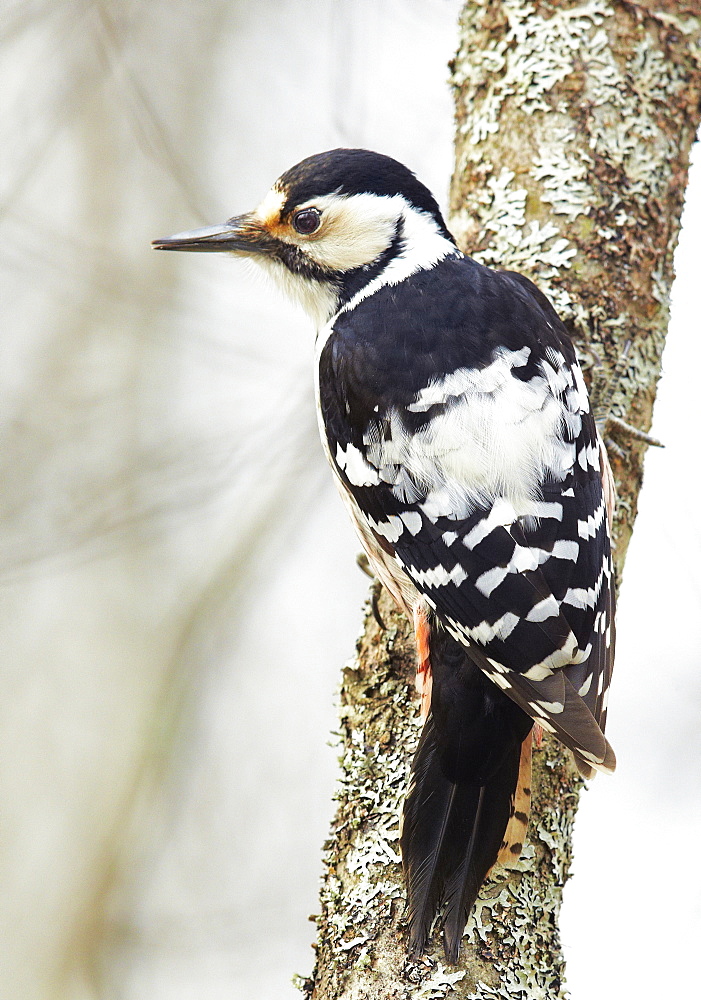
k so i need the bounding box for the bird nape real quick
[153,147,616,963]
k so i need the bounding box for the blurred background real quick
[1,2,699,998]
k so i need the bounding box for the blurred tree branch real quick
[304,2,701,997]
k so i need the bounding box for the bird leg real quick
[590,339,664,457]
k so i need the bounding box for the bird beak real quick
[151,214,276,254]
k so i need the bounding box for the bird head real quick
[152,148,457,327]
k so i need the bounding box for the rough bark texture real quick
[301,3,701,998]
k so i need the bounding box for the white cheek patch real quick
[253,186,398,271]
[302,192,400,272]
[263,191,403,272]
[334,196,458,312]
[249,191,457,327]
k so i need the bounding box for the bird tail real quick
[400,626,532,962]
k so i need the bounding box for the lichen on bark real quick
[303,3,701,997]
[302,589,584,1000]
[450,0,701,570]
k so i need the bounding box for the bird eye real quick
[292,208,321,235]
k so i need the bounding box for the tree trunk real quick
[302,3,701,997]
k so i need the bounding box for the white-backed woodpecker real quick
[153,148,616,962]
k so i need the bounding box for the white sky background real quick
[1,3,699,999]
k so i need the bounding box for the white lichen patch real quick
[415,963,467,998]
[585,36,687,199]
[451,167,577,320]
[462,168,576,275]
[451,0,690,279]
[312,594,583,998]
[311,608,427,992]
[446,745,578,1000]
[532,130,594,222]
[449,0,700,496]
[452,0,612,146]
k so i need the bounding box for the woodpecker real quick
[153,148,616,962]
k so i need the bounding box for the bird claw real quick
[371,585,386,631]
[356,552,374,577]
[357,553,387,629]
[590,339,664,454]
[603,437,627,461]
[605,414,664,449]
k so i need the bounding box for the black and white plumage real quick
[153,148,616,962]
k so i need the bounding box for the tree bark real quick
[302,3,701,997]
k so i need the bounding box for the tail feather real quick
[401,715,531,961]
[401,626,534,960]
[440,784,490,963]
[401,717,481,957]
